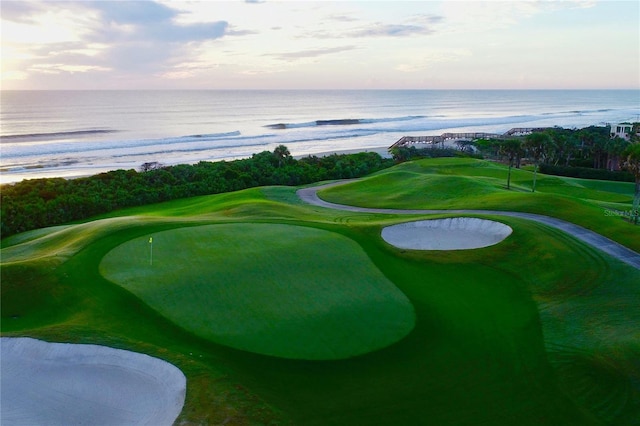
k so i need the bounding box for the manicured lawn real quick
[99,223,415,360]
[2,157,639,425]
[319,158,640,251]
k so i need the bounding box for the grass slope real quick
[100,223,415,360]
[320,158,640,251]
[2,159,639,425]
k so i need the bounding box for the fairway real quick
[320,158,640,252]
[100,223,415,360]
[3,157,640,425]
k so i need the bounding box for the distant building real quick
[389,128,551,150]
[610,123,634,140]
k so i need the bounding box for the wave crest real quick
[1,129,117,141]
[265,115,424,129]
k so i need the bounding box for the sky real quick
[1,0,639,90]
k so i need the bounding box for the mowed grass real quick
[221,217,639,426]
[319,158,640,251]
[2,158,640,425]
[99,223,415,360]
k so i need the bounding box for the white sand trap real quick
[1,337,186,426]
[382,217,512,250]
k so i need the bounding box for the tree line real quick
[4,124,640,237]
[1,146,393,237]
[474,125,638,170]
[475,125,640,222]
[390,124,640,223]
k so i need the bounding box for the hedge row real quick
[539,164,634,182]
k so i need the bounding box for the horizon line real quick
[2,87,639,91]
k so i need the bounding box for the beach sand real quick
[295,146,392,159]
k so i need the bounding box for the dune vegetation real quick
[2,157,639,425]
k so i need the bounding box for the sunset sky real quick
[1,0,639,90]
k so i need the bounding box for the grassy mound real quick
[333,171,503,208]
[99,223,415,360]
[3,158,639,425]
[320,158,640,251]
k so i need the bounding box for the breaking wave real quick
[265,115,425,129]
[1,129,118,141]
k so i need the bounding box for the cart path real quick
[297,181,640,270]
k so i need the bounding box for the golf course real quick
[2,157,639,425]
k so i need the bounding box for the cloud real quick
[3,0,232,82]
[85,1,229,73]
[326,14,358,23]
[0,0,43,23]
[225,26,258,37]
[85,1,228,44]
[31,63,110,74]
[267,46,357,61]
[350,23,434,38]
[306,13,444,39]
[88,0,178,25]
[350,14,443,37]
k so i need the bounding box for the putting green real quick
[100,223,415,360]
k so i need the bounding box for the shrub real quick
[539,164,634,182]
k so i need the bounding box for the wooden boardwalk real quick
[389,127,550,150]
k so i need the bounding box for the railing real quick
[390,128,550,149]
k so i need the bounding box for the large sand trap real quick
[382,217,512,250]
[1,337,186,426]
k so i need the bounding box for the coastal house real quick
[610,122,634,140]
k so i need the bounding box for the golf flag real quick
[148,237,153,265]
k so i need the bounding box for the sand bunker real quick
[382,217,512,250]
[1,337,186,426]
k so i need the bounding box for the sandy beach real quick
[294,146,392,159]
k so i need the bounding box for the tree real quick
[524,132,553,192]
[622,143,640,224]
[140,161,163,172]
[273,145,291,168]
[454,139,475,153]
[591,136,608,169]
[498,138,523,190]
[546,128,578,166]
[474,138,501,159]
[605,137,630,171]
[630,122,640,143]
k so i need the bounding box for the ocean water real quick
[1,90,638,184]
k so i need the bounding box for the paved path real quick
[297,181,640,270]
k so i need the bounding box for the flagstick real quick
[149,237,153,266]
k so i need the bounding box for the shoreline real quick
[294,146,392,159]
[3,89,638,185]
[1,145,393,185]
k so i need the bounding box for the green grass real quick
[99,223,415,360]
[320,158,640,251]
[2,157,639,425]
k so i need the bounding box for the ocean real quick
[1,90,638,184]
